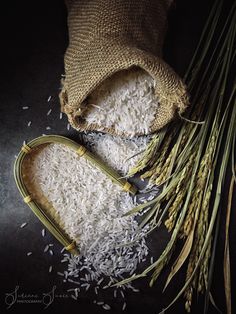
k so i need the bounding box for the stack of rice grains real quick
[84,68,159,137]
[22,132,156,310]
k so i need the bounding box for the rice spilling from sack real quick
[23,134,150,284]
[85,68,159,136]
[82,132,150,175]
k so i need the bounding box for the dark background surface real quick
[0,0,235,313]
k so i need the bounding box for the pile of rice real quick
[82,132,150,175]
[85,68,159,136]
[23,133,154,306]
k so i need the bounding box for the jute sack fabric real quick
[60,0,189,137]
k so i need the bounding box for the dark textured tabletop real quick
[0,1,235,313]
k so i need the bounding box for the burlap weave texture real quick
[60,0,189,137]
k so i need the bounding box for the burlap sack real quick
[60,0,189,137]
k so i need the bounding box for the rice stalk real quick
[118,2,236,313]
[223,171,234,314]
[164,189,186,232]
[231,130,236,183]
[154,132,183,186]
[163,209,197,292]
[149,69,229,285]
[127,129,167,177]
[141,135,172,181]
[173,4,235,312]
[161,87,236,314]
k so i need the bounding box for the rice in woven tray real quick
[22,134,151,278]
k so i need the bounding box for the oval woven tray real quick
[14,135,137,255]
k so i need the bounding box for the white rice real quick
[82,132,150,176]
[103,304,111,310]
[44,245,49,253]
[25,141,148,252]
[85,68,159,137]
[23,132,150,307]
[47,109,52,116]
[97,302,104,305]
[122,302,127,311]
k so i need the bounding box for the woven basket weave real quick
[60,0,189,137]
[15,135,137,254]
